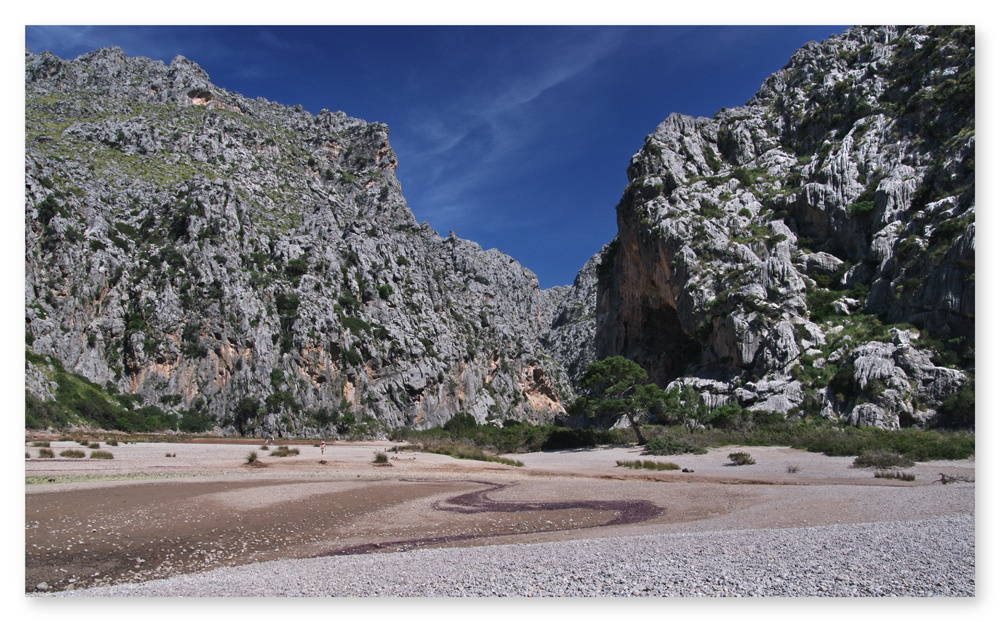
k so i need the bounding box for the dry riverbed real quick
[24,436,975,596]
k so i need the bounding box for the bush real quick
[342,348,363,366]
[246,450,259,464]
[617,460,681,471]
[234,398,261,436]
[31,441,50,447]
[541,427,631,450]
[60,449,85,458]
[728,451,756,465]
[875,470,915,481]
[848,200,875,216]
[806,288,842,322]
[24,391,75,429]
[90,450,114,459]
[442,412,478,434]
[752,410,790,430]
[275,292,300,315]
[285,258,309,280]
[935,378,974,429]
[732,167,757,186]
[342,316,371,335]
[373,451,389,464]
[182,341,209,359]
[853,449,914,469]
[105,403,175,433]
[88,442,100,449]
[269,446,300,457]
[178,409,214,433]
[793,426,973,462]
[39,448,54,458]
[645,435,707,456]
[706,404,746,430]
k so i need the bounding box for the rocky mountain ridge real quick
[25,46,577,436]
[595,25,974,429]
[25,26,975,436]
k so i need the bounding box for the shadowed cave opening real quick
[625,300,701,388]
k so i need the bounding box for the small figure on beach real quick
[268,435,274,446]
[320,441,326,454]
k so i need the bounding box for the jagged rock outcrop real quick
[596,26,974,427]
[25,46,573,436]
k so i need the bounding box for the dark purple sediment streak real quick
[320,533,484,556]
[313,480,662,557]
[432,481,661,526]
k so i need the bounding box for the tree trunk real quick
[627,414,647,445]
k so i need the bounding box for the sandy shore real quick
[24,437,975,595]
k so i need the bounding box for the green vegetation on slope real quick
[25,349,214,433]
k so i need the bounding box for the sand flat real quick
[25,438,974,594]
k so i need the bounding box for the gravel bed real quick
[45,513,973,597]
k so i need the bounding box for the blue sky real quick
[25,25,847,288]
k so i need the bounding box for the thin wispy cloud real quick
[253,27,307,53]
[481,28,623,116]
[431,29,621,149]
[397,28,626,228]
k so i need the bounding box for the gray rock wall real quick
[595,26,974,427]
[25,47,573,436]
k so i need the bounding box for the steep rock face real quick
[25,47,571,436]
[539,251,601,388]
[596,26,974,427]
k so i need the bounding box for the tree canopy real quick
[578,356,668,445]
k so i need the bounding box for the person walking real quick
[320,441,326,455]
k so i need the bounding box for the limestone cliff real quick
[24,47,572,436]
[596,26,974,428]
[539,252,600,387]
